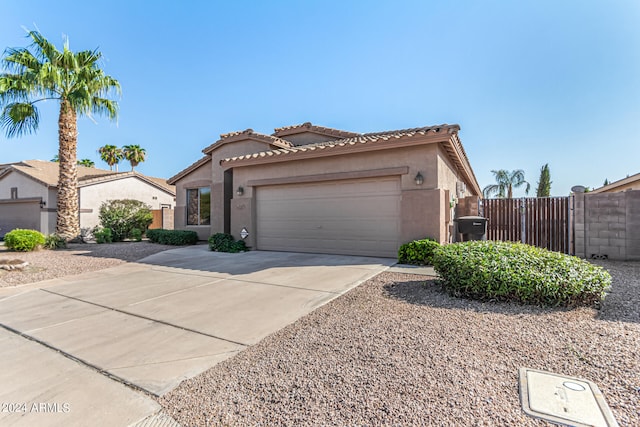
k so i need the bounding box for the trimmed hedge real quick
[4,229,45,252]
[398,238,440,265]
[208,233,248,253]
[432,241,611,307]
[146,229,198,246]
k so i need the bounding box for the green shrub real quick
[208,233,248,253]
[432,241,612,307]
[94,227,113,244]
[398,238,440,265]
[130,228,143,242]
[146,229,198,245]
[44,234,67,250]
[4,229,45,252]
[98,199,153,242]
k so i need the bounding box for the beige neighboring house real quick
[169,122,481,257]
[590,172,640,194]
[0,160,175,237]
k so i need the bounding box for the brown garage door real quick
[256,177,401,257]
[0,199,41,238]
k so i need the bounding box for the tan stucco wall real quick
[598,181,640,193]
[173,159,212,240]
[0,172,54,234]
[0,172,49,200]
[79,177,175,230]
[229,143,455,247]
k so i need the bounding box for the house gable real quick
[272,122,360,146]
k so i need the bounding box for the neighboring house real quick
[591,172,640,194]
[0,160,175,237]
[169,122,481,257]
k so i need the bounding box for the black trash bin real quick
[457,216,487,241]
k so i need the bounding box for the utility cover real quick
[519,368,619,427]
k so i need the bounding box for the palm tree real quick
[122,144,146,171]
[0,31,120,240]
[98,144,123,171]
[77,158,95,168]
[483,169,530,199]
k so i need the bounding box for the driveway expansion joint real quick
[0,321,159,398]
[41,288,250,347]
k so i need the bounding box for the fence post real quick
[520,198,526,244]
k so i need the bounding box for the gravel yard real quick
[0,241,176,287]
[1,243,638,425]
[161,262,640,426]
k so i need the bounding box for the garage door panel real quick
[256,177,401,257]
[0,201,41,237]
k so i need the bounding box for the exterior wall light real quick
[236,186,244,196]
[415,172,424,185]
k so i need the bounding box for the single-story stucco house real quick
[0,160,176,237]
[168,122,481,258]
[590,172,640,194]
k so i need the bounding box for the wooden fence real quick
[482,197,572,254]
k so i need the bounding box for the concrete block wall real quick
[574,190,640,260]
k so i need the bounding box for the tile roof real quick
[272,122,360,139]
[202,129,292,154]
[79,171,175,195]
[220,123,482,196]
[0,160,175,194]
[221,125,460,163]
[0,160,115,187]
[590,171,640,193]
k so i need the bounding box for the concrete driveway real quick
[0,246,393,426]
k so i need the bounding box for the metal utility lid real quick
[519,368,619,427]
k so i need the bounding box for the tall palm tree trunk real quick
[56,100,80,240]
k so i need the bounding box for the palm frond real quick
[1,102,39,137]
[27,31,62,65]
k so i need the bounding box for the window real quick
[186,187,210,225]
[11,187,18,199]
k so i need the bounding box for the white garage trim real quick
[256,176,401,257]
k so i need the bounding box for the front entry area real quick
[256,176,401,257]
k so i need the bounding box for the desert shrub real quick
[94,227,113,244]
[146,229,198,245]
[208,233,248,253]
[98,199,153,242]
[44,234,67,250]
[398,238,440,265]
[130,228,143,242]
[432,241,611,307]
[4,229,45,252]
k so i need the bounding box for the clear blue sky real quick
[2,0,639,196]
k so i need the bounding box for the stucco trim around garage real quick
[246,166,410,187]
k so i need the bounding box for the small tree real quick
[98,199,152,241]
[603,178,609,186]
[535,164,552,197]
